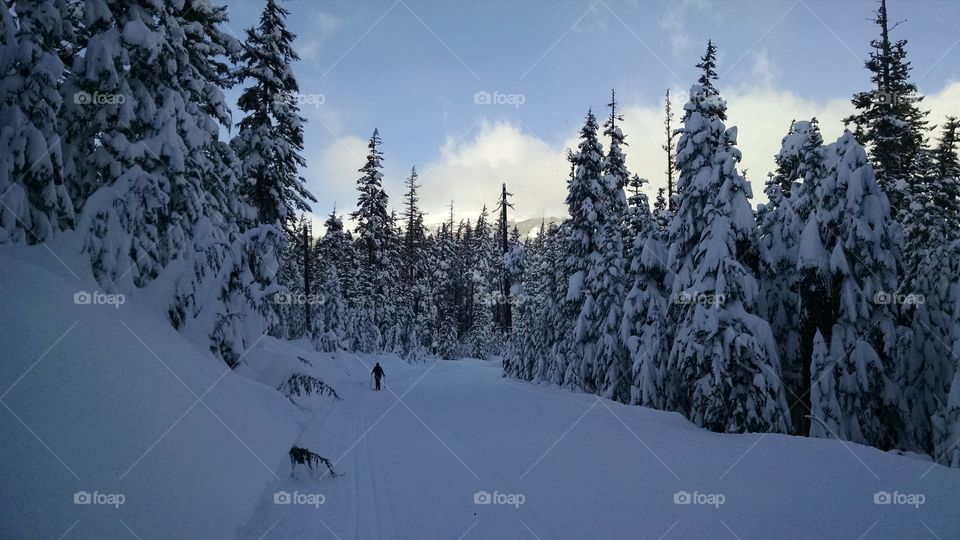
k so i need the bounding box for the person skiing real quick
[371,363,385,391]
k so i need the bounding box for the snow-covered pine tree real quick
[558,110,606,393]
[66,0,243,289]
[844,0,928,219]
[933,117,960,234]
[465,206,497,358]
[380,209,407,355]
[429,220,460,359]
[232,0,315,228]
[274,215,309,339]
[695,40,724,120]
[759,119,824,432]
[350,128,392,351]
[809,330,843,438]
[494,182,515,333]
[625,174,649,251]
[0,0,75,245]
[932,284,960,467]
[592,92,630,401]
[309,250,347,352]
[501,234,529,378]
[665,44,790,433]
[538,222,570,384]
[806,131,901,448]
[317,207,358,303]
[61,0,283,368]
[894,150,957,452]
[652,187,670,229]
[621,167,672,408]
[399,167,430,355]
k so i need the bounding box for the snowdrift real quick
[0,244,302,538]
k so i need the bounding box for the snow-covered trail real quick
[243,354,960,539]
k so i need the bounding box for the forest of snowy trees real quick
[1,0,958,467]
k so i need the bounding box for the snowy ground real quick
[3,245,960,539]
[243,353,960,539]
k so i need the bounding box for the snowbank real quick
[0,245,300,538]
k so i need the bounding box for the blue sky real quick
[220,0,960,223]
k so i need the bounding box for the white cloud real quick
[924,80,960,137]
[416,121,574,222]
[308,80,960,226]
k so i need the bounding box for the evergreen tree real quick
[232,0,315,228]
[933,117,960,233]
[844,0,928,218]
[466,206,497,358]
[804,131,901,448]
[593,93,630,400]
[621,171,671,408]
[0,0,75,245]
[350,128,392,350]
[662,89,677,209]
[694,40,724,120]
[760,119,824,432]
[809,330,843,438]
[666,45,789,433]
[494,182,515,333]
[558,110,605,392]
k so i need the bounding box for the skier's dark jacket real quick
[372,364,384,379]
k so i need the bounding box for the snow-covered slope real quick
[0,244,303,538]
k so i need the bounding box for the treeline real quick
[2,0,959,466]
[504,2,960,467]
[275,144,523,360]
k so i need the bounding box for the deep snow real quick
[2,245,959,539]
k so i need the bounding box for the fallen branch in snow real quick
[297,356,313,367]
[289,446,338,477]
[278,374,341,400]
